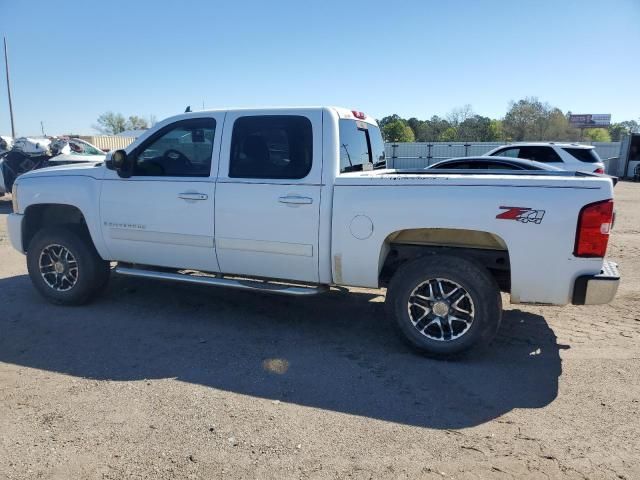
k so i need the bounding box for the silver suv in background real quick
[484,143,606,174]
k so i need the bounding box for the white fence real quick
[384,142,622,171]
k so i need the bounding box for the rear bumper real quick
[7,213,25,254]
[572,260,620,305]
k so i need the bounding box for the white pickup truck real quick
[6,107,620,356]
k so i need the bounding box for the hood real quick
[49,153,106,163]
[18,162,105,181]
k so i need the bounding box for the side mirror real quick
[108,149,134,178]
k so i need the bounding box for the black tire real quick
[386,254,502,357]
[26,226,110,305]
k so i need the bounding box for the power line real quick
[4,36,16,138]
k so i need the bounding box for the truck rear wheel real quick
[26,227,110,305]
[386,254,502,357]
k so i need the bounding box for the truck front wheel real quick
[386,255,502,357]
[26,227,110,305]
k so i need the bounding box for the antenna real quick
[3,36,16,138]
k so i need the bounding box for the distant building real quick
[116,129,146,138]
[78,135,137,152]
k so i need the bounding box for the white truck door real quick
[100,115,224,272]
[215,110,322,283]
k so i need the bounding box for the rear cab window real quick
[229,115,312,179]
[562,147,601,163]
[339,120,385,173]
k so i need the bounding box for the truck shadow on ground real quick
[0,273,562,429]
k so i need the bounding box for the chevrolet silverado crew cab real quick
[6,107,620,357]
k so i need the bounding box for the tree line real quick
[94,112,157,135]
[379,97,639,144]
[93,98,639,144]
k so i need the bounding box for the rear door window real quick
[562,148,601,163]
[517,146,562,163]
[229,115,312,179]
[339,120,385,173]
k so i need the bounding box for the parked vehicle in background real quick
[0,136,13,153]
[426,156,561,171]
[0,136,12,196]
[7,107,620,357]
[12,137,52,156]
[484,143,605,173]
[618,133,640,178]
[0,137,105,195]
[49,138,106,164]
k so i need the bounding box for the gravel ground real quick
[0,183,639,479]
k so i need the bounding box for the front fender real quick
[18,175,110,259]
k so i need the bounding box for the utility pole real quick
[4,36,16,138]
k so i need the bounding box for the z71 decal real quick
[496,206,545,224]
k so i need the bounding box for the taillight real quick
[593,167,604,174]
[351,110,366,120]
[574,199,613,257]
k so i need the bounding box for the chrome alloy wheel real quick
[39,244,79,292]
[407,278,475,341]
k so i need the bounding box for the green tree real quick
[439,127,458,142]
[608,123,627,141]
[502,97,553,141]
[406,117,423,140]
[583,128,611,142]
[378,114,403,130]
[546,109,579,141]
[382,120,415,142]
[457,115,498,141]
[489,119,504,141]
[620,120,640,133]
[413,116,452,142]
[609,120,640,141]
[94,112,127,134]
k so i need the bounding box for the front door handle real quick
[278,195,313,205]
[178,192,208,201]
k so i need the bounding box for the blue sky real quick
[1,0,639,136]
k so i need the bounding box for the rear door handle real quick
[178,192,208,201]
[278,195,313,205]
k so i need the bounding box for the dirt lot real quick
[0,183,639,479]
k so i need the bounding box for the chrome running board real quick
[114,265,328,296]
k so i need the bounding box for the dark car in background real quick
[426,156,562,171]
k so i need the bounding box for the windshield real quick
[338,119,385,173]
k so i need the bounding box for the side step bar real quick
[114,265,329,296]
